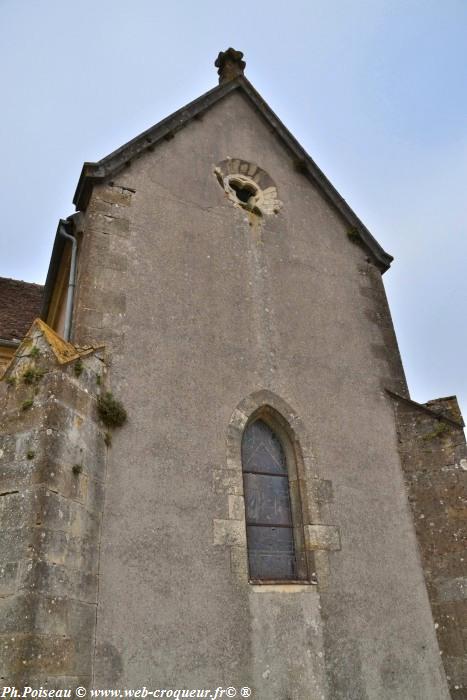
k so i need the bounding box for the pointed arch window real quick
[241,418,308,581]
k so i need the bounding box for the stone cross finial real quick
[215,48,246,83]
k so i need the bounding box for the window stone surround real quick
[213,390,340,589]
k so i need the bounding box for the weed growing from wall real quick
[97,392,127,428]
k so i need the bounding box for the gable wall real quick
[71,91,448,698]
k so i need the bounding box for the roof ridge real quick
[0,276,44,287]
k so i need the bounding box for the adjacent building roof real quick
[0,277,44,343]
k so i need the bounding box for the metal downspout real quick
[58,223,77,342]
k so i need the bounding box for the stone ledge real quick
[228,494,245,520]
[0,525,98,579]
[443,655,467,686]
[435,576,467,604]
[249,583,317,594]
[212,469,243,496]
[18,559,98,604]
[0,592,96,636]
[7,676,92,692]
[213,518,247,546]
[0,561,19,597]
[230,546,248,580]
[304,524,341,551]
[0,633,76,676]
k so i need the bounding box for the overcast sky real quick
[1,0,466,418]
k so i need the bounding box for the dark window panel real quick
[244,473,293,526]
[247,523,296,580]
[246,524,295,552]
[241,419,287,474]
[247,551,297,580]
[242,419,304,581]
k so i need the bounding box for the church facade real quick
[1,49,465,699]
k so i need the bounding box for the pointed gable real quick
[72,61,392,272]
[1,318,104,380]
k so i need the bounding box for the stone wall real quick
[72,183,132,364]
[393,393,467,699]
[68,89,450,698]
[0,344,16,376]
[0,322,107,690]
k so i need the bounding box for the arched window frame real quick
[241,405,311,583]
[218,391,333,588]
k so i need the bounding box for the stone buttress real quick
[0,320,107,689]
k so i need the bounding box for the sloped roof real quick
[1,317,104,380]
[19,318,102,365]
[73,74,393,271]
[0,277,44,343]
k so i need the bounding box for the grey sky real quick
[1,0,466,417]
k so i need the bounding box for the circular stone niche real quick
[214,158,282,217]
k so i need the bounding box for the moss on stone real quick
[347,227,360,242]
[22,368,44,385]
[97,392,127,428]
[422,421,450,441]
[74,359,84,377]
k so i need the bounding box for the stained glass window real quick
[241,419,299,580]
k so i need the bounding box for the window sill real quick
[249,580,317,593]
[249,579,314,585]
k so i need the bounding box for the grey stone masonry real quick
[0,321,107,690]
[66,90,450,698]
[393,394,467,700]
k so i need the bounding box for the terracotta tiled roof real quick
[0,277,44,343]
